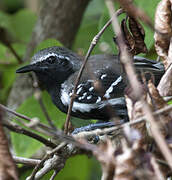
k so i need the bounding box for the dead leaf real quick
[157,64,172,96]
[154,0,172,69]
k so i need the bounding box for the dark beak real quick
[16,64,35,73]
[16,64,48,74]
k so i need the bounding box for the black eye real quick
[47,56,56,64]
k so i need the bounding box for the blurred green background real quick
[0,0,161,179]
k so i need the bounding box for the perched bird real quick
[16,46,164,127]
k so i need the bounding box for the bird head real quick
[16,46,82,90]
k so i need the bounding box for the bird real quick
[16,46,164,131]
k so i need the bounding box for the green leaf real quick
[56,155,93,180]
[73,0,105,54]
[0,11,11,30]
[11,91,66,157]
[0,42,26,102]
[10,9,37,43]
[11,132,42,158]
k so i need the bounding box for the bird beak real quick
[16,64,35,73]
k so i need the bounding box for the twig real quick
[151,156,165,180]
[0,103,97,151]
[50,170,58,180]
[6,42,23,64]
[28,132,99,179]
[27,142,67,180]
[64,8,124,134]
[142,101,172,169]
[0,61,17,66]
[3,122,57,148]
[0,104,53,133]
[73,104,172,138]
[117,0,153,29]
[13,156,41,166]
[105,0,172,170]
[34,89,57,131]
[33,74,57,131]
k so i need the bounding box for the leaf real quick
[56,155,92,180]
[119,17,147,55]
[0,42,26,102]
[158,64,172,96]
[73,0,104,54]
[98,5,120,54]
[100,0,160,53]
[0,11,11,30]
[10,9,37,43]
[11,91,66,157]
[154,0,172,69]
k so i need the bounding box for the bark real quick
[8,0,91,109]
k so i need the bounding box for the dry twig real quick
[64,8,124,134]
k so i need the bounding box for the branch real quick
[13,156,41,166]
[64,8,124,134]
[33,77,57,131]
[0,104,54,135]
[73,104,172,138]
[27,142,67,180]
[3,122,57,148]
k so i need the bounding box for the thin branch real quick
[13,156,41,166]
[50,170,58,180]
[64,8,124,134]
[0,61,17,66]
[151,156,165,180]
[0,104,53,133]
[38,96,57,131]
[3,122,57,148]
[73,104,172,138]
[33,78,57,131]
[6,42,23,64]
[27,132,99,179]
[117,0,153,29]
[142,101,172,169]
[27,142,67,180]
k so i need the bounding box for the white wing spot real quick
[96,97,101,103]
[77,84,83,88]
[60,84,125,113]
[76,87,82,95]
[89,87,94,92]
[104,76,122,99]
[78,97,82,101]
[101,74,107,80]
[87,95,92,100]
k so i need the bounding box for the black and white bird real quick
[16,46,164,128]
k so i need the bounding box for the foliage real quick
[0,0,162,179]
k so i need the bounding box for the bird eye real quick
[47,56,56,64]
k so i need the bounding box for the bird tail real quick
[133,56,165,86]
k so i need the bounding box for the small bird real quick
[16,46,164,125]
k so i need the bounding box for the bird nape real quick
[16,46,164,134]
